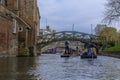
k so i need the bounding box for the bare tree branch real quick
[103,0,120,24]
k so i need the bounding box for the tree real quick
[104,0,120,23]
[117,31,120,44]
[99,27,118,46]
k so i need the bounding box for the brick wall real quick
[0,0,40,56]
[0,16,18,55]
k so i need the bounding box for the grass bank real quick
[105,45,120,51]
[99,45,120,58]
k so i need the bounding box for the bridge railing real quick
[37,31,107,50]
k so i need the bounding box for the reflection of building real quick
[0,0,40,56]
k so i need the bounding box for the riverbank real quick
[99,51,120,58]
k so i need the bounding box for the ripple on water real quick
[37,55,120,80]
[0,54,120,80]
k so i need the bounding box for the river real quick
[0,54,120,80]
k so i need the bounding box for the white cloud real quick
[37,0,107,33]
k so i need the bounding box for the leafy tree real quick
[117,32,120,44]
[99,27,118,46]
[104,0,120,23]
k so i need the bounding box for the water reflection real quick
[0,57,39,80]
[0,54,120,80]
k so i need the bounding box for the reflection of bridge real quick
[37,31,106,53]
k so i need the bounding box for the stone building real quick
[39,26,56,36]
[0,0,40,56]
[95,24,107,35]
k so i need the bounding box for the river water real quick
[0,54,120,80]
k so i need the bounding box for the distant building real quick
[0,0,40,56]
[95,24,107,35]
[39,25,56,36]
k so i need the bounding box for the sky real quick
[37,0,108,34]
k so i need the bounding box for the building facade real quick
[0,0,40,56]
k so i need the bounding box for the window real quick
[5,0,7,6]
[0,0,2,4]
[14,0,18,10]
[18,27,23,32]
[22,0,34,18]
[0,0,8,6]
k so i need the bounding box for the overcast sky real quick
[37,0,108,34]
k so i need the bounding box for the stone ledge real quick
[99,51,120,58]
[0,55,16,57]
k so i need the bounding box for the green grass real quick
[105,45,120,51]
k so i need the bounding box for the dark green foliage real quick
[105,44,120,51]
[107,41,115,47]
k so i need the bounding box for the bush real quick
[107,41,115,47]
